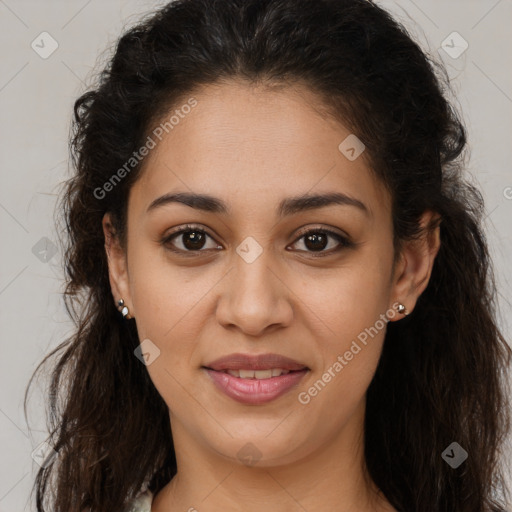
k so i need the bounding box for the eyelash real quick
[161,224,354,258]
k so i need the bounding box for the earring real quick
[117,299,132,319]
[397,303,409,316]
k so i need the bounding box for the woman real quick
[25,0,512,511]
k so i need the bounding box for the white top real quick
[123,489,154,512]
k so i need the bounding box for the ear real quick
[102,212,133,316]
[388,210,441,321]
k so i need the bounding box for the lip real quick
[204,352,308,371]
[202,352,310,405]
[204,367,309,405]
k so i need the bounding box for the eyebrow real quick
[146,191,370,217]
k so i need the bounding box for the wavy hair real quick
[25,0,512,511]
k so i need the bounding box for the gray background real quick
[0,0,511,510]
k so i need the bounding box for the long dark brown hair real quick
[24,0,512,510]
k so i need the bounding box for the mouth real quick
[202,353,310,405]
[206,368,303,379]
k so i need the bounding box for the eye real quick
[161,224,354,257]
[161,224,221,254]
[289,227,353,257]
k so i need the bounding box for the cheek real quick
[303,280,389,389]
[127,247,216,389]
[293,251,392,408]
[128,239,212,336]
[128,263,212,414]
[294,252,392,347]
[297,289,389,435]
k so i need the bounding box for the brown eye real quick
[304,232,329,251]
[290,228,353,257]
[161,225,221,254]
[178,230,207,250]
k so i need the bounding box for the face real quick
[104,79,436,468]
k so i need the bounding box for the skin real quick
[103,79,440,512]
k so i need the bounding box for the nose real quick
[215,249,294,337]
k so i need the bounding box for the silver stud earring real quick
[117,299,132,319]
[397,303,409,316]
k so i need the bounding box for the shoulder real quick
[123,489,154,512]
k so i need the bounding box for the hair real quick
[24,0,512,511]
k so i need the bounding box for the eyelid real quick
[293,224,349,241]
[165,223,215,240]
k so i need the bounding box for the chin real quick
[207,430,312,468]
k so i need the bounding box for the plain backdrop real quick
[0,0,511,510]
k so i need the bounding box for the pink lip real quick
[202,353,310,405]
[204,368,309,405]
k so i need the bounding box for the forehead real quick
[129,79,389,221]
